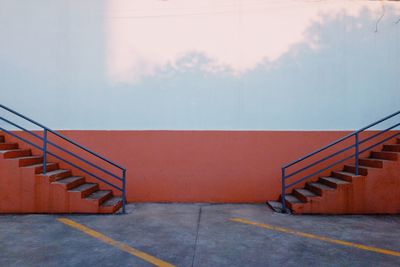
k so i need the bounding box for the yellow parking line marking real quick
[57,218,175,267]
[231,217,400,257]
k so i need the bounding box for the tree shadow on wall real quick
[113,6,400,130]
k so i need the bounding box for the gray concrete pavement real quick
[1,204,399,267]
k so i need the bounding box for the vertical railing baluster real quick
[43,129,47,174]
[355,132,359,176]
[281,168,286,213]
[122,169,126,214]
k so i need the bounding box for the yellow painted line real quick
[57,218,175,267]
[231,217,400,257]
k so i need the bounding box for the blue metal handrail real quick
[281,110,400,213]
[0,103,126,213]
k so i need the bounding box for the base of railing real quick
[267,201,291,214]
[122,201,126,214]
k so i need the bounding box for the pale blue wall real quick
[1,1,399,130]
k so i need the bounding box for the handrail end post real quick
[281,168,287,213]
[281,195,287,214]
[122,169,126,214]
[43,129,47,175]
[355,133,359,176]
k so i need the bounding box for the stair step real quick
[101,196,122,207]
[44,169,72,181]
[283,194,303,210]
[0,142,18,150]
[23,162,59,174]
[397,138,400,144]
[52,176,85,190]
[359,158,384,168]
[0,149,31,158]
[331,171,358,182]
[100,197,123,213]
[319,177,350,188]
[0,135,4,142]
[11,156,43,167]
[293,188,317,202]
[306,182,334,195]
[344,165,373,176]
[370,151,398,161]
[86,190,112,205]
[285,194,303,204]
[383,144,400,152]
[68,183,99,198]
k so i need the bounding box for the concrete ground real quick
[0,204,399,267]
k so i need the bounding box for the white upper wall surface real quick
[0,0,399,130]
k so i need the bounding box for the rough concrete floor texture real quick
[0,204,399,267]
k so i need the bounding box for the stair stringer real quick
[289,159,400,214]
[0,139,122,214]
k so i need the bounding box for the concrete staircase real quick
[0,134,122,213]
[269,138,400,214]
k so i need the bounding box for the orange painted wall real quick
[4,130,397,203]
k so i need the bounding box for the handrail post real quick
[355,132,359,176]
[43,129,47,174]
[122,169,126,214]
[281,168,287,213]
